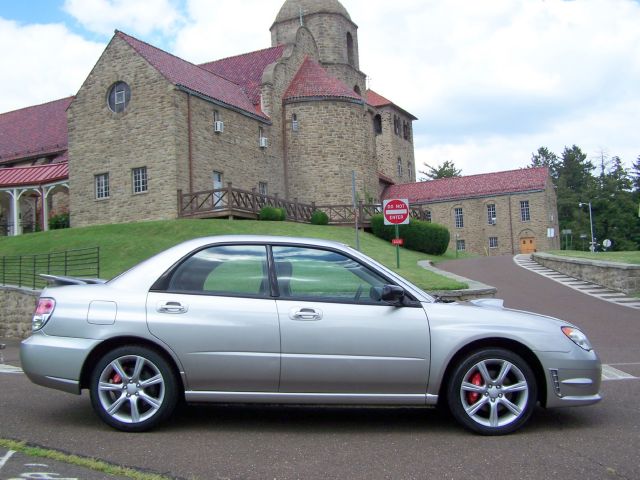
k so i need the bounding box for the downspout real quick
[187,92,194,194]
[508,195,515,254]
[281,100,289,199]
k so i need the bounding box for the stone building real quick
[383,167,561,255]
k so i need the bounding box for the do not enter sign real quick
[383,198,410,225]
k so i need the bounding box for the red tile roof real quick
[284,56,363,102]
[366,89,417,120]
[0,162,68,188]
[200,45,287,106]
[116,31,268,119]
[384,167,550,203]
[0,97,73,164]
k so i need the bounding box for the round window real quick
[107,81,131,113]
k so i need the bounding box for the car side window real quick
[167,245,268,296]
[272,246,387,303]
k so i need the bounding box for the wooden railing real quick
[178,184,431,226]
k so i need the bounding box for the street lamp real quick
[578,202,595,252]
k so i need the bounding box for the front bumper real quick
[20,332,101,395]
[537,348,602,408]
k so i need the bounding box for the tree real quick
[530,147,559,180]
[419,160,462,180]
[632,155,640,192]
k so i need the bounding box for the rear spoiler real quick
[40,274,108,286]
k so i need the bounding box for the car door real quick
[146,244,280,392]
[273,245,430,397]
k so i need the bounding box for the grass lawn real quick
[0,219,468,291]
[548,250,640,265]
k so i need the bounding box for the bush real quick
[49,212,70,230]
[259,206,286,221]
[370,214,450,255]
[310,210,329,225]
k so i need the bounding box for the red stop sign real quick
[383,198,410,225]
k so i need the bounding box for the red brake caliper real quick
[110,373,122,384]
[467,372,483,404]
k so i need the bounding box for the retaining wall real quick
[533,252,640,295]
[0,287,38,339]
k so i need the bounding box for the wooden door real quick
[520,237,536,254]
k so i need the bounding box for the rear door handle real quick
[290,307,322,321]
[157,301,188,314]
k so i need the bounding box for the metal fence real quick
[0,247,100,290]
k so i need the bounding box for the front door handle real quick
[157,301,188,314]
[290,307,322,321]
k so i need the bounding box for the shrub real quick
[310,210,329,225]
[370,214,450,255]
[49,212,70,230]
[259,206,286,221]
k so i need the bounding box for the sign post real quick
[383,198,410,268]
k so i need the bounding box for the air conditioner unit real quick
[259,137,268,148]
[214,120,224,133]
[490,218,497,225]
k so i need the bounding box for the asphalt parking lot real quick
[1,255,638,479]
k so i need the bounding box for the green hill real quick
[0,219,467,291]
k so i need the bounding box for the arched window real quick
[347,32,354,65]
[291,113,299,132]
[407,161,413,180]
[354,85,361,95]
[373,114,382,135]
[397,157,403,178]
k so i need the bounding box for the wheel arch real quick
[437,337,547,407]
[79,336,185,394]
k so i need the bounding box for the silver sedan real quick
[20,236,601,435]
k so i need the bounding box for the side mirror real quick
[370,285,405,305]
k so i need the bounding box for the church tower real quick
[270,0,366,95]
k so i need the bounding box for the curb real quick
[418,260,497,301]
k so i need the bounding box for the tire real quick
[446,348,537,435]
[89,345,179,432]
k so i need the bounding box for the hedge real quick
[258,206,286,221]
[310,210,329,225]
[370,214,450,255]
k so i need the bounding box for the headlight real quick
[32,298,56,331]
[561,326,592,351]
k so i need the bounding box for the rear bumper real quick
[20,333,100,395]
[537,349,602,408]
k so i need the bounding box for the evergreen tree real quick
[419,160,462,180]
[530,147,559,180]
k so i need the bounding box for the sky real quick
[1,0,639,177]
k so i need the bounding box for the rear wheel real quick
[447,348,537,435]
[89,346,178,432]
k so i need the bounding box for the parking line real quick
[0,364,23,374]
[601,364,637,381]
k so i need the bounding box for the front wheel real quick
[447,348,537,435]
[89,346,179,432]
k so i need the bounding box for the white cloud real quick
[0,18,103,113]
[63,0,184,37]
[173,0,280,63]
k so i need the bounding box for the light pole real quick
[578,202,595,252]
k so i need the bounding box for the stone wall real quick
[533,253,640,295]
[375,106,416,185]
[415,187,560,256]
[68,35,180,227]
[0,287,38,339]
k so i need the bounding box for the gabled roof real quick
[0,162,68,189]
[0,97,73,165]
[116,31,268,120]
[384,167,550,204]
[200,45,287,106]
[366,89,417,120]
[284,56,363,102]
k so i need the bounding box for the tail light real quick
[33,298,55,331]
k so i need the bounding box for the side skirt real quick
[185,391,439,406]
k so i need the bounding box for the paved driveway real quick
[1,254,638,480]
